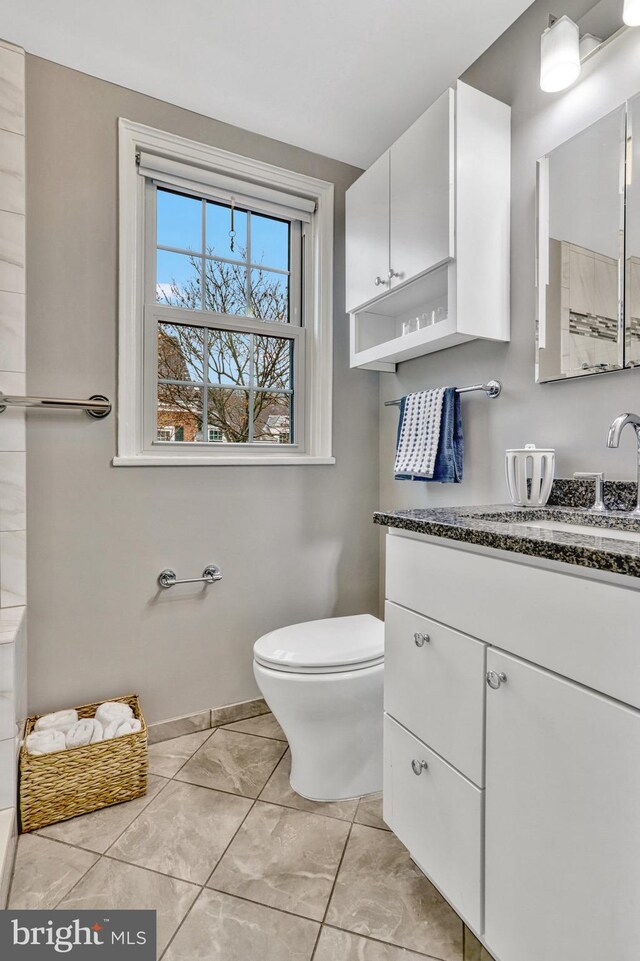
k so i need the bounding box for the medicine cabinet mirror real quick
[627,93,640,366]
[536,97,639,382]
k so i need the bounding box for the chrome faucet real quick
[607,413,640,515]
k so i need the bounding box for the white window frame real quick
[116,118,335,466]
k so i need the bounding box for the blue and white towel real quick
[394,387,463,483]
[394,388,445,478]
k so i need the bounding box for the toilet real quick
[253,614,384,801]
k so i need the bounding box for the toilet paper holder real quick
[158,565,222,589]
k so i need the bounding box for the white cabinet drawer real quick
[385,601,486,785]
[386,531,640,710]
[383,714,483,933]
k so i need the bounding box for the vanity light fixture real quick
[541,6,640,94]
[623,0,640,26]
[540,15,581,92]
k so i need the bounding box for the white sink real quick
[515,519,640,544]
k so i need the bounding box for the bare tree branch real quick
[157,244,291,443]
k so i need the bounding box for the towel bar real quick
[158,566,222,589]
[384,380,502,407]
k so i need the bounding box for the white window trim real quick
[115,118,335,466]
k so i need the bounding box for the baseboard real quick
[147,698,268,744]
[147,710,210,745]
[210,697,268,728]
[0,807,17,908]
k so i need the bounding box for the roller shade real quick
[137,151,315,222]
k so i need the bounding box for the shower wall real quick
[0,38,27,905]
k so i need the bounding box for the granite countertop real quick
[373,498,640,578]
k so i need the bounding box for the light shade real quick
[540,15,581,92]
[623,0,640,26]
[579,33,602,58]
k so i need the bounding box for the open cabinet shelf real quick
[349,265,474,370]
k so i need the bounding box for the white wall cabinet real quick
[383,529,640,961]
[346,90,453,316]
[346,82,510,371]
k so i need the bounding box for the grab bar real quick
[0,391,111,419]
[158,565,222,589]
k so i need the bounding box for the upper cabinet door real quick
[345,150,390,312]
[389,89,454,289]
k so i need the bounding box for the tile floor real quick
[8,712,493,961]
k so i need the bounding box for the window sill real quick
[112,454,336,467]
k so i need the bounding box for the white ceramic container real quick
[505,444,555,507]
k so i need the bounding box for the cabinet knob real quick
[413,632,430,647]
[411,759,428,775]
[374,276,389,287]
[486,670,507,690]
[388,268,401,280]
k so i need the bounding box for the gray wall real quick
[25,57,379,722]
[380,0,640,527]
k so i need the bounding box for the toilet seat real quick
[253,614,384,675]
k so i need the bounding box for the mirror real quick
[627,93,640,367]
[536,105,626,382]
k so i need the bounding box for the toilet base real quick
[254,660,384,802]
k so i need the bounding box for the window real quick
[117,120,334,466]
[154,189,297,447]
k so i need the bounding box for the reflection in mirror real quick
[537,105,625,382]
[627,94,640,367]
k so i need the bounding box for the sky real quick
[155,188,290,306]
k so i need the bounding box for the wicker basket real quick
[19,694,148,833]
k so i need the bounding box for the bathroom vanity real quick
[376,499,640,961]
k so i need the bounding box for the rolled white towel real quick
[95,701,133,727]
[90,720,104,743]
[116,718,142,737]
[102,720,121,741]
[66,718,103,749]
[26,729,66,756]
[34,709,78,735]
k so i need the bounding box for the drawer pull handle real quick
[414,632,430,647]
[411,759,428,775]
[486,670,507,690]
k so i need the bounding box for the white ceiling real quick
[0,0,533,167]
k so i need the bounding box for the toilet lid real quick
[253,614,384,674]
